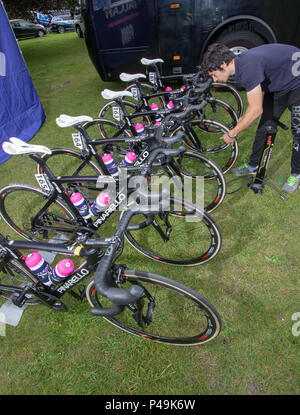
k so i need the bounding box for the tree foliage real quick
[2,0,79,19]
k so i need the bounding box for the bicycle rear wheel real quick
[37,148,103,177]
[82,117,134,157]
[88,116,133,140]
[125,82,166,108]
[124,197,222,266]
[0,183,77,242]
[98,99,151,127]
[85,269,222,345]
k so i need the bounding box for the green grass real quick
[0,32,299,395]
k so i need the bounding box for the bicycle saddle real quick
[119,72,146,82]
[101,89,133,100]
[56,114,93,128]
[2,137,52,155]
[141,58,164,65]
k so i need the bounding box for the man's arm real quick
[222,84,263,145]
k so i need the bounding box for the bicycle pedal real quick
[11,292,27,307]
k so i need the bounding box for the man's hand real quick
[220,132,236,146]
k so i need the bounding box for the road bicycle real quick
[38,103,226,214]
[0,135,222,266]
[101,71,239,134]
[98,86,238,175]
[138,57,244,119]
[0,191,222,346]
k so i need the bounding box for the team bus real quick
[78,0,300,81]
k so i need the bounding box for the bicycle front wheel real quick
[124,197,222,266]
[169,150,226,213]
[0,183,77,241]
[85,269,222,346]
[203,97,238,131]
[211,82,244,118]
[174,119,239,174]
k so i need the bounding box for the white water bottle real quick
[51,259,74,284]
[25,252,53,286]
[70,192,92,219]
[102,153,119,177]
[91,191,111,216]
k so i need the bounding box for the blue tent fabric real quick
[0,1,46,164]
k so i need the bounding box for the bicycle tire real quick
[85,269,222,345]
[91,113,133,139]
[0,183,77,242]
[36,147,104,205]
[203,97,238,131]
[125,82,166,108]
[124,196,222,266]
[169,149,226,213]
[37,147,103,177]
[211,82,244,118]
[99,99,151,126]
[171,118,239,174]
[81,117,134,158]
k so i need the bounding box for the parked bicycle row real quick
[0,61,244,346]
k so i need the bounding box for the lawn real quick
[0,32,299,396]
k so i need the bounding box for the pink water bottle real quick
[164,86,174,109]
[135,123,144,135]
[166,100,174,109]
[122,152,137,166]
[91,191,111,216]
[25,252,52,286]
[150,103,162,125]
[70,192,92,219]
[102,153,119,177]
[51,259,74,284]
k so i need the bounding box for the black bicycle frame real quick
[0,235,102,303]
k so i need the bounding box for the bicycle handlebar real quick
[90,184,170,317]
[90,209,144,316]
[156,101,207,137]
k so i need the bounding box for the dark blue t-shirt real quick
[234,44,300,95]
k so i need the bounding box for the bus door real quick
[157,0,195,75]
[89,0,155,80]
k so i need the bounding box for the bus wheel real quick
[216,30,265,54]
[215,30,265,86]
[76,26,83,38]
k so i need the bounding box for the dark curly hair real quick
[201,43,235,75]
